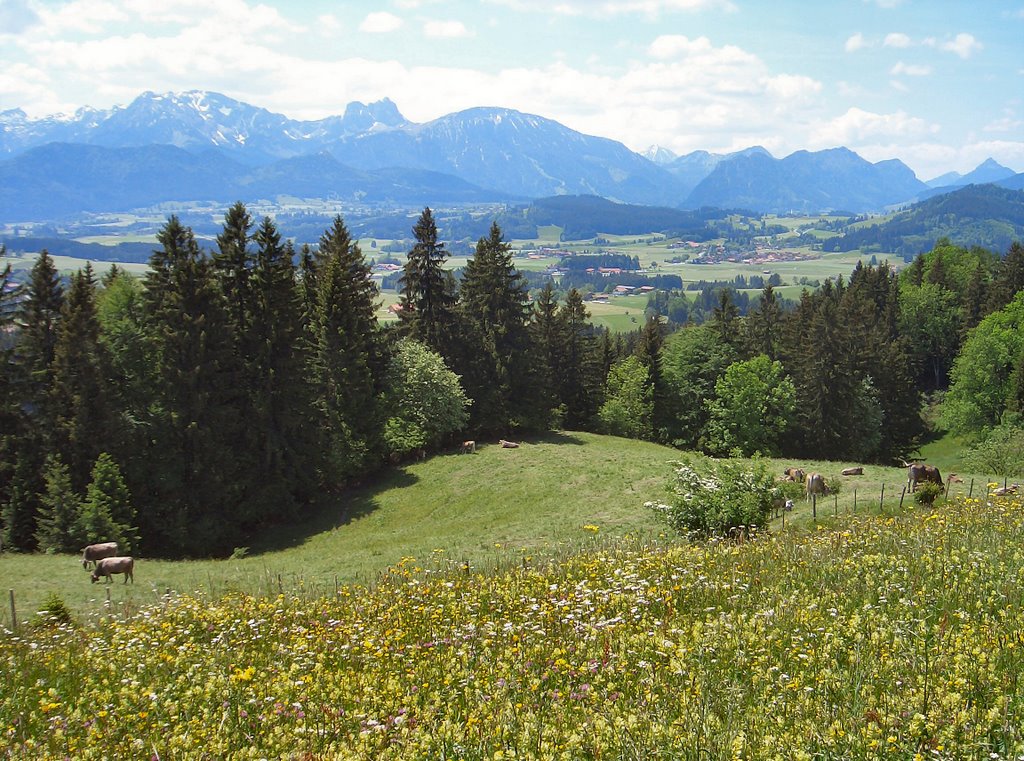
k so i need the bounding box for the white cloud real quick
[883,32,911,48]
[890,61,931,76]
[940,32,982,59]
[890,79,909,93]
[844,33,868,53]
[984,115,1024,133]
[487,0,736,17]
[809,107,937,149]
[0,0,40,36]
[359,11,403,34]
[35,0,127,35]
[316,14,342,34]
[424,20,472,38]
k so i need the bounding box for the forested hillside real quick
[823,184,1024,255]
[2,206,1023,558]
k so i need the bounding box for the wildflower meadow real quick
[4,495,1024,759]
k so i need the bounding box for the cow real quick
[461,440,476,454]
[906,463,942,492]
[992,484,1020,497]
[771,494,795,517]
[499,439,520,448]
[783,467,806,483]
[91,556,134,584]
[841,467,863,476]
[947,473,964,484]
[805,472,828,499]
[81,541,118,570]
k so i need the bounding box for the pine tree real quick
[309,216,388,482]
[34,454,84,553]
[458,221,535,433]
[77,452,137,553]
[2,452,43,551]
[988,241,1024,315]
[212,202,255,338]
[247,217,317,516]
[18,250,64,428]
[0,262,23,524]
[50,264,112,491]
[142,216,240,554]
[710,288,740,347]
[744,283,783,360]
[962,261,988,333]
[528,282,564,427]
[559,289,600,429]
[398,208,458,362]
[634,314,668,441]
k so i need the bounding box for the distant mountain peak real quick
[341,97,407,131]
[641,145,677,165]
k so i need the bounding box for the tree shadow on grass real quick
[249,468,419,554]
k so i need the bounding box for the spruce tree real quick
[988,241,1024,315]
[77,452,137,553]
[710,288,740,348]
[398,207,458,362]
[528,282,564,427]
[2,453,43,551]
[559,289,600,429]
[309,216,387,482]
[50,264,111,491]
[458,221,535,433]
[34,454,84,553]
[634,314,668,441]
[142,216,240,554]
[744,283,783,360]
[248,217,317,516]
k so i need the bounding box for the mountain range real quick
[0,90,1021,221]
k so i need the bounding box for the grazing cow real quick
[91,556,134,584]
[461,440,476,454]
[906,463,942,492]
[81,541,118,570]
[499,439,520,448]
[947,473,964,484]
[771,495,795,517]
[841,467,864,476]
[783,467,806,483]
[805,472,828,499]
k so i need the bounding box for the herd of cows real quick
[80,542,134,584]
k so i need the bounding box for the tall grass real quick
[4,494,1024,758]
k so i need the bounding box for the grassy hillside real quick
[5,482,1024,757]
[2,432,996,630]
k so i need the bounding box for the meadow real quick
[4,470,1024,758]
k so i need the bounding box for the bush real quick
[914,481,944,506]
[647,456,777,539]
[34,593,75,629]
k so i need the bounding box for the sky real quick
[0,0,1021,181]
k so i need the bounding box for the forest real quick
[1,201,1023,558]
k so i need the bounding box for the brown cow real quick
[783,467,806,483]
[461,440,476,454]
[906,463,942,492]
[81,541,118,569]
[992,483,1020,497]
[91,556,134,584]
[499,439,520,448]
[841,467,863,476]
[805,472,828,499]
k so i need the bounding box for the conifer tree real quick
[2,453,41,551]
[634,314,668,441]
[709,288,740,347]
[309,216,387,482]
[458,221,535,433]
[213,202,255,338]
[528,282,564,427]
[77,452,137,553]
[744,283,783,360]
[247,217,317,515]
[18,250,64,427]
[34,454,84,553]
[0,262,23,526]
[142,216,240,554]
[559,289,600,428]
[988,241,1024,315]
[50,264,111,491]
[399,207,458,362]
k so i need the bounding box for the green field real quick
[4,433,1024,758]
[0,432,995,630]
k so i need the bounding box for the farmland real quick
[3,433,1023,757]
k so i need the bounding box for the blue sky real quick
[0,0,1021,180]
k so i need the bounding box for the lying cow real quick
[992,483,1020,497]
[841,467,863,476]
[906,463,942,492]
[81,541,118,569]
[91,556,134,584]
[499,439,520,448]
[783,467,806,483]
[805,472,828,499]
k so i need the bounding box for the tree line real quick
[1,205,1022,557]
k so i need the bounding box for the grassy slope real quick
[1,432,997,629]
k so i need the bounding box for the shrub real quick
[34,593,75,629]
[914,481,944,506]
[647,456,777,539]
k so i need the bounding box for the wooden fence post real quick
[853,488,857,513]
[812,494,817,520]
[899,486,906,509]
[834,494,838,516]
[9,589,15,633]
[969,478,974,498]
[879,483,885,511]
